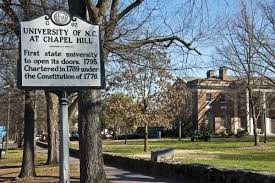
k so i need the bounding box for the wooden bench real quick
[151,148,175,162]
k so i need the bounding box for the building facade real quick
[187,67,275,135]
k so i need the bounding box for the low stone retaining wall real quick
[103,154,275,183]
[36,142,275,183]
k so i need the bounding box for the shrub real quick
[212,132,222,138]
[190,129,211,142]
[191,130,199,141]
[220,130,228,138]
[202,132,211,141]
[199,122,211,141]
[235,129,248,138]
[227,130,235,137]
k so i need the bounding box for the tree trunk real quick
[252,115,260,146]
[69,1,107,182]
[19,90,36,177]
[5,90,10,154]
[78,90,107,183]
[18,96,25,148]
[144,123,148,152]
[45,91,59,165]
[248,88,260,146]
[179,120,182,141]
[251,104,260,146]
[18,128,23,149]
[124,126,128,144]
[112,123,117,140]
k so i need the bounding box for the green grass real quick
[101,137,275,173]
[0,148,79,182]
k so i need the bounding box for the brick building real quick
[187,67,275,135]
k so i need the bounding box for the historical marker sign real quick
[19,11,104,90]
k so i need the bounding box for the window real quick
[220,95,226,104]
[205,112,213,130]
[220,95,227,109]
[206,93,212,102]
[206,113,212,124]
[221,111,227,128]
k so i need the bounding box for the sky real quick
[165,0,238,78]
[124,0,241,78]
[137,0,254,78]
[109,0,254,79]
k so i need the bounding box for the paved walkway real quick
[35,146,182,183]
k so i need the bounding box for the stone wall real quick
[36,142,275,183]
[103,154,275,183]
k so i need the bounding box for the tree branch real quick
[85,0,98,23]
[110,0,119,21]
[108,35,201,55]
[118,0,144,21]
[0,0,20,34]
[69,97,78,119]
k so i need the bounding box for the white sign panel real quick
[20,11,104,89]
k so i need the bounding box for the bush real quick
[202,132,211,141]
[212,132,221,138]
[235,129,248,138]
[199,122,211,141]
[220,130,227,138]
[190,130,211,142]
[227,130,235,137]
[191,130,199,141]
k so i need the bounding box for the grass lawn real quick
[0,147,79,182]
[100,137,275,173]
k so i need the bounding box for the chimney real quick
[207,70,215,78]
[219,67,228,80]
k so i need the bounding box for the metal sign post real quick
[59,91,69,183]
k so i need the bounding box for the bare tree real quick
[216,1,273,146]
[67,0,214,181]
[111,48,172,151]
[0,0,219,181]
[252,1,275,85]
[0,0,68,177]
[19,90,36,177]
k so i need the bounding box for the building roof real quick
[185,67,274,90]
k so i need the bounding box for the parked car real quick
[103,134,113,139]
[135,127,166,139]
[35,135,42,141]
